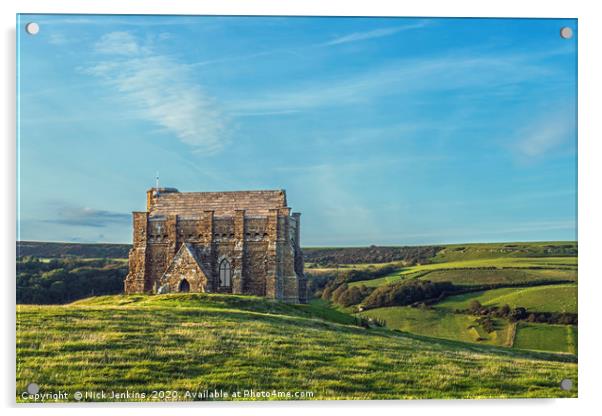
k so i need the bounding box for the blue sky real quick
[17,15,577,246]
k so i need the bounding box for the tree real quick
[331,283,349,304]
[468,300,482,313]
[509,307,528,322]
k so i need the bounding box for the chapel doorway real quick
[179,279,190,293]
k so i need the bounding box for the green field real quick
[16,294,577,401]
[317,242,577,359]
[359,306,512,346]
[514,323,577,354]
[435,284,577,313]
[418,268,576,286]
[16,241,578,400]
[349,257,577,288]
[430,242,577,263]
[359,305,576,355]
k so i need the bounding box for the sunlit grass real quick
[17,294,577,402]
[435,284,577,313]
[350,257,577,288]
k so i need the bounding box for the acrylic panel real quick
[16,14,577,402]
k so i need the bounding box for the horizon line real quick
[16,239,578,249]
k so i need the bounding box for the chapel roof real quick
[147,188,288,217]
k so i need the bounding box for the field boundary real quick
[507,322,518,347]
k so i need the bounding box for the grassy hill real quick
[359,306,513,347]
[17,294,577,401]
[430,242,577,262]
[360,305,577,355]
[349,256,577,288]
[414,268,576,287]
[309,242,577,358]
[435,284,577,314]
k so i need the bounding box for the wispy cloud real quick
[45,204,130,228]
[84,31,228,153]
[273,153,446,174]
[360,219,575,244]
[94,31,143,55]
[291,164,381,240]
[323,21,431,46]
[514,109,576,158]
[226,51,558,114]
[47,32,68,45]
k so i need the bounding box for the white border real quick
[2,1,601,415]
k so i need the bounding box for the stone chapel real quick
[124,188,307,303]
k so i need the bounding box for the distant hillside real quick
[431,242,578,263]
[18,241,442,263]
[17,241,131,259]
[303,242,577,266]
[17,241,577,264]
[304,245,443,265]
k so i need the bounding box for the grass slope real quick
[350,257,577,288]
[17,294,577,401]
[418,268,576,287]
[359,306,512,347]
[435,284,577,313]
[359,305,576,354]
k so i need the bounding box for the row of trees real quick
[320,278,459,310]
[361,280,457,309]
[304,245,443,266]
[464,300,578,325]
[308,263,399,299]
[317,274,578,327]
[324,283,374,307]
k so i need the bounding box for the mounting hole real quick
[25,22,40,35]
[560,27,573,39]
[26,383,40,394]
[560,378,573,391]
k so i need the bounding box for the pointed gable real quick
[160,243,210,293]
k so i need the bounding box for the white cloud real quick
[47,32,68,45]
[292,164,380,239]
[357,219,576,245]
[86,32,227,153]
[514,110,576,158]
[323,21,430,46]
[95,31,142,55]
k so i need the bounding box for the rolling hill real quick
[348,256,577,288]
[17,293,577,401]
[435,284,577,314]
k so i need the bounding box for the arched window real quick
[219,260,232,287]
